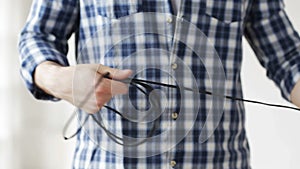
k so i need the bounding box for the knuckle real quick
[96,99,104,108]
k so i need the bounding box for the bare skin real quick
[291,80,300,108]
[34,61,132,114]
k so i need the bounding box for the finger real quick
[111,79,129,95]
[96,93,112,109]
[95,78,129,95]
[96,65,132,80]
[94,80,127,110]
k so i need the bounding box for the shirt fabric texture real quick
[18,0,300,169]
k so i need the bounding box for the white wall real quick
[243,0,300,168]
[0,0,75,169]
[0,0,299,169]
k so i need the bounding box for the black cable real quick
[63,73,300,143]
[125,78,300,112]
[63,72,161,146]
[63,72,109,140]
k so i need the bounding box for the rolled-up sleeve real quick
[244,0,300,101]
[18,0,79,100]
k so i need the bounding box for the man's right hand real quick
[34,61,132,114]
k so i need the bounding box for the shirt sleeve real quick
[244,0,300,101]
[18,0,79,100]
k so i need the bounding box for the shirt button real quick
[170,160,177,168]
[171,112,178,120]
[171,63,178,70]
[167,17,173,23]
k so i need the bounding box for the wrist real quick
[34,61,73,102]
[291,79,300,108]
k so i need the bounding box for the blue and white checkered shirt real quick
[19,0,300,169]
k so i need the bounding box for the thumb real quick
[96,65,132,80]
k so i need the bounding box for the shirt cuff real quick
[281,62,300,101]
[20,49,69,101]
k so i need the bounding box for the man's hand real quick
[291,80,300,108]
[34,61,132,114]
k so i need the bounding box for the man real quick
[19,0,300,168]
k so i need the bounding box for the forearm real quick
[18,0,79,100]
[244,0,300,101]
[34,61,73,102]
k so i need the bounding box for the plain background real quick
[0,0,300,169]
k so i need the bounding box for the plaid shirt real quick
[18,0,300,169]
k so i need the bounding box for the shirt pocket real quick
[95,0,140,19]
[204,0,243,24]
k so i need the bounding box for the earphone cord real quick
[63,72,160,146]
[126,78,300,112]
[63,73,300,143]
